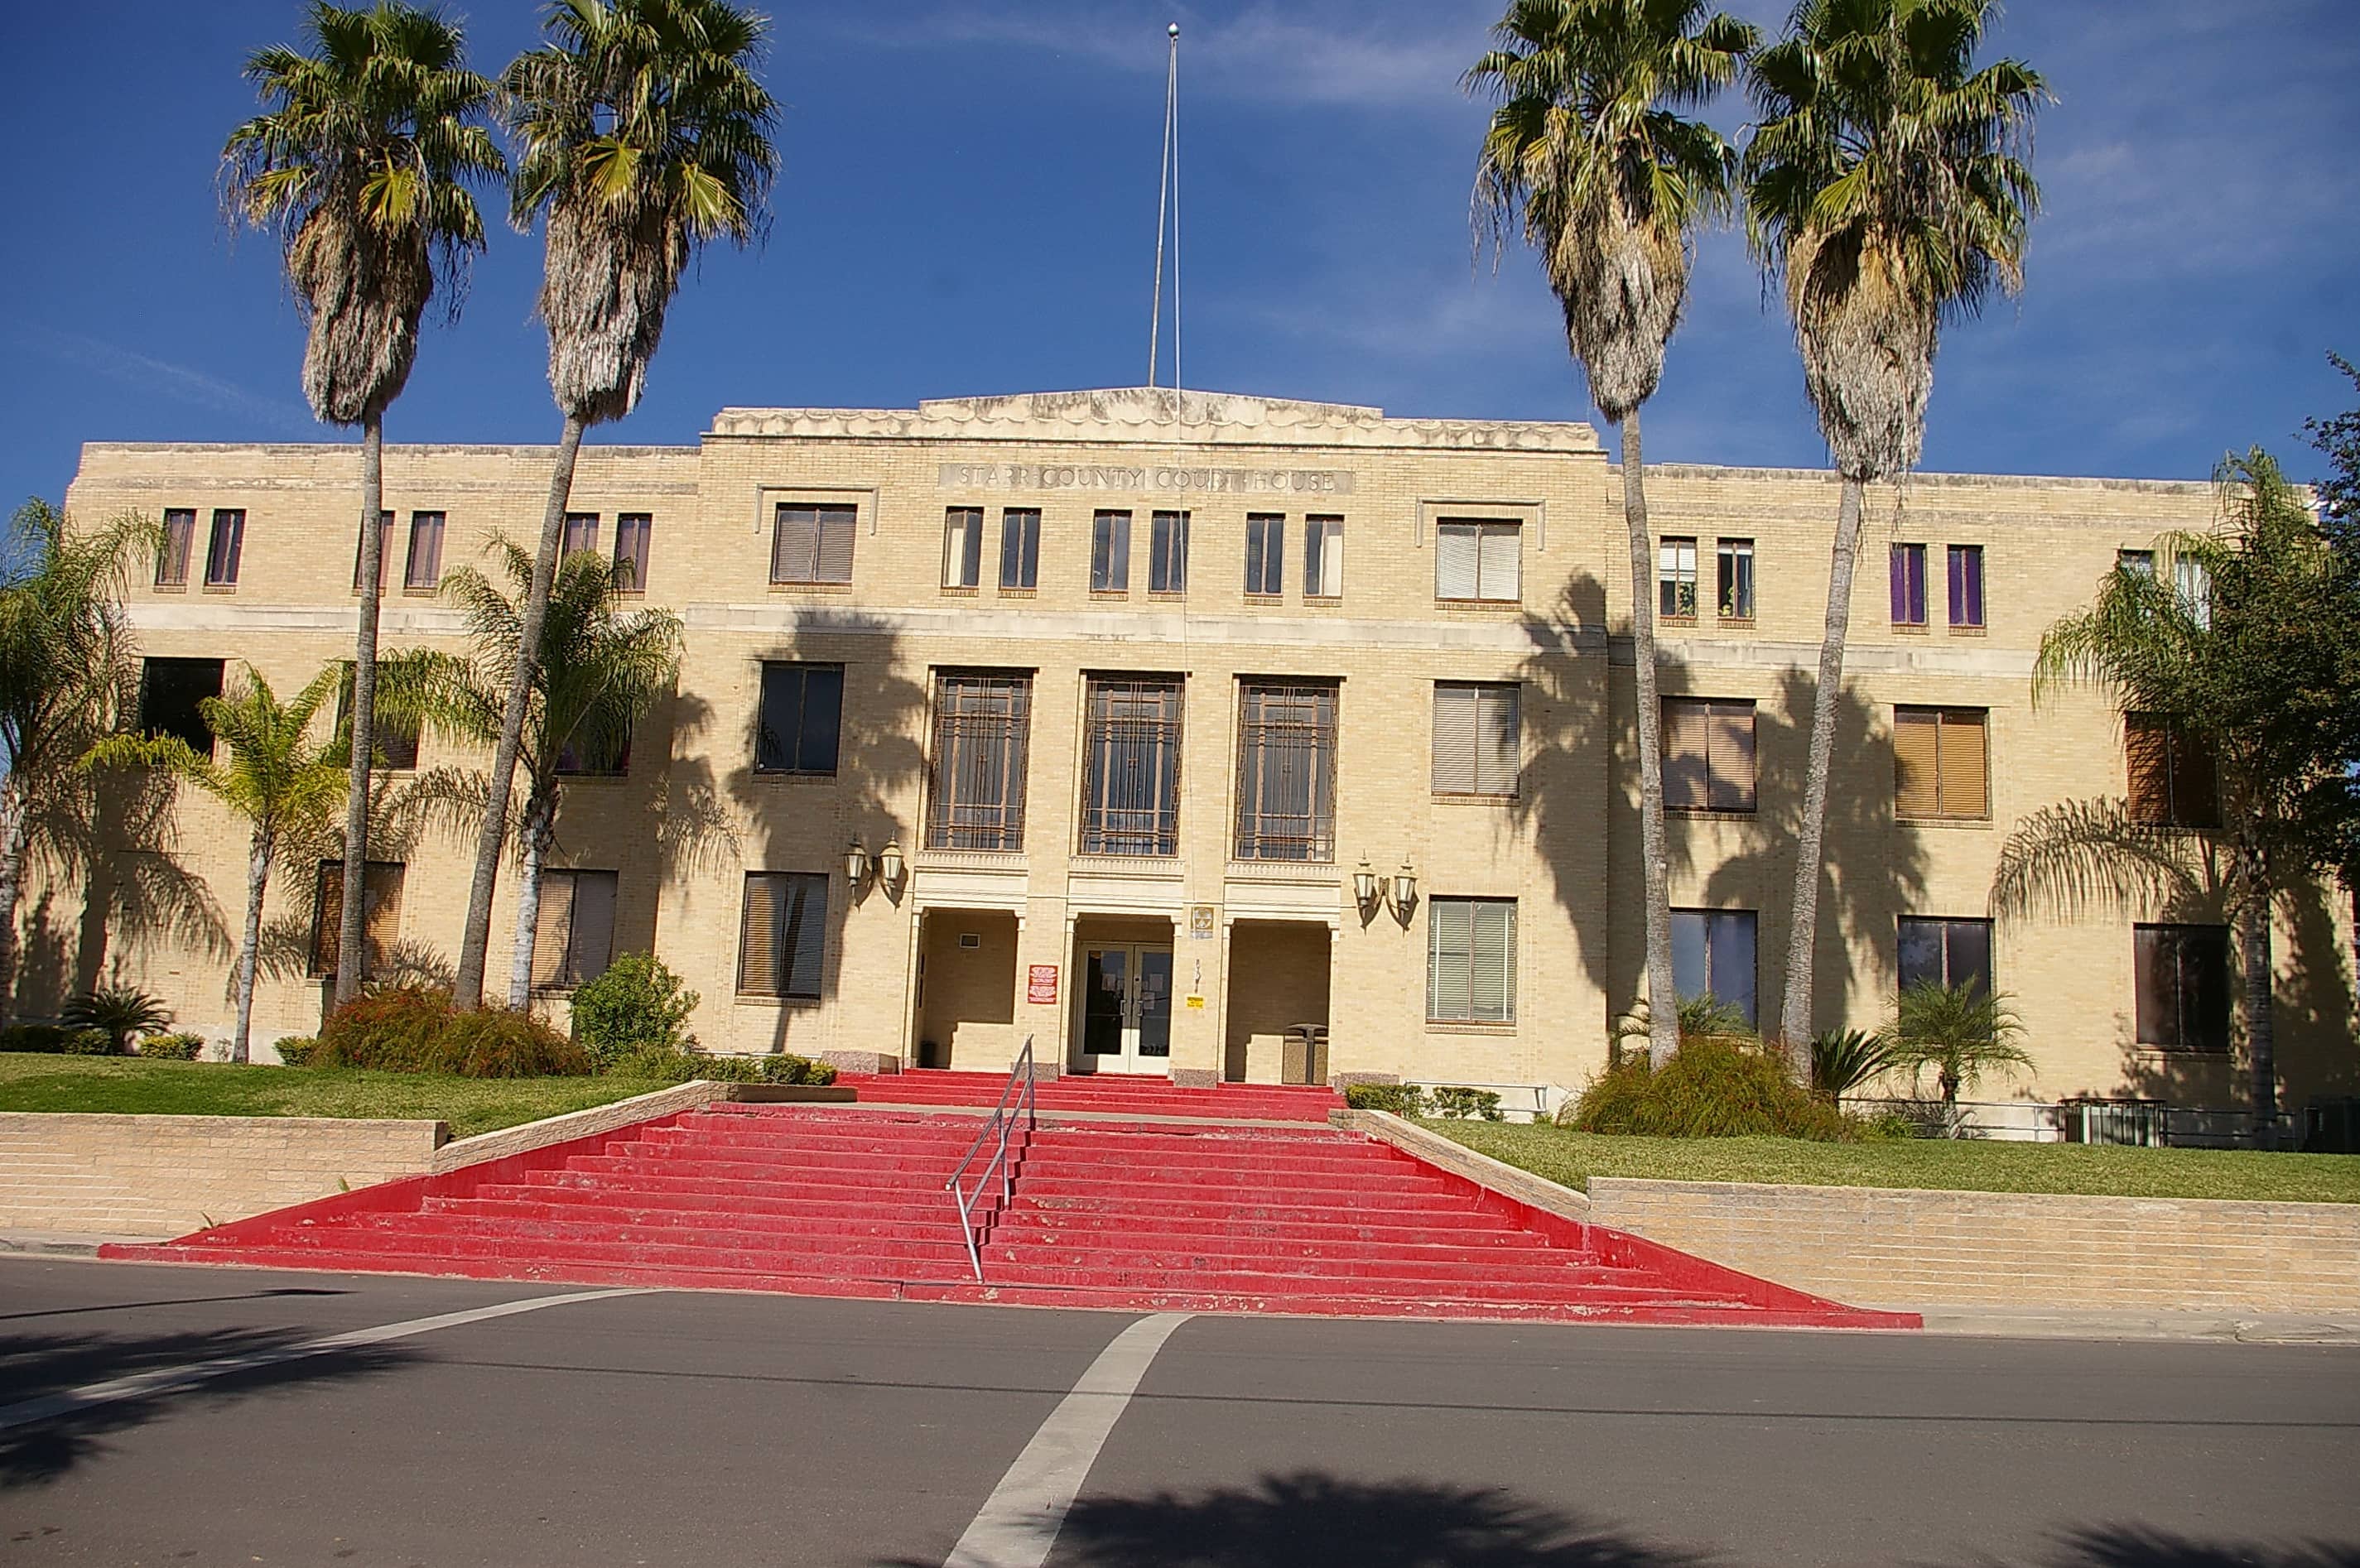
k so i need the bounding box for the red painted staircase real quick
[103,1102,1914,1329]
[841,1070,1346,1123]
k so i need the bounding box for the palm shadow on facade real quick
[20,770,227,1015]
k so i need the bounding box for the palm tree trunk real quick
[2241,846,2278,1147]
[1620,413,1679,1070]
[507,794,555,1010]
[335,414,387,1007]
[0,777,26,1030]
[233,828,272,1065]
[453,412,585,1008]
[1779,475,1867,1068]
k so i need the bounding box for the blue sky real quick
[1,0,2354,518]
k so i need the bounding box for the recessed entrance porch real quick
[1068,915,1177,1075]
[1222,919,1332,1085]
[913,909,1019,1071]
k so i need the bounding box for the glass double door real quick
[1078,945,1173,1074]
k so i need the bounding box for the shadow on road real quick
[1943,1527,2360,1568]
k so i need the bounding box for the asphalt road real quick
[2,1257,2355,1567]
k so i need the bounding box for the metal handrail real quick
[945,1035,1037,1282]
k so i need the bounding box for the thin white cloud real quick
[22,327,316,436]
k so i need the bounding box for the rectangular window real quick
[942,507,984,589]
[1244,513,1285,596]
[999,508,1040,589]
[157,508,195,587]
[1091,511,1131,593]
[2134,924,2230,1052]
[1898,916,1993,998]
[532,868,618,990]
[1662,697,1757,812]
[1428,897,1517,1023]
[1305,516,1343,597]
[1081,676,1182,855]
[1430,681,1520,797]
[925,672,1033,851]
[2126,716,2219,829]
[1659,536,1698,619]
[613,513,653,592]
[1672,908,1758,1027]
[138,657,224,757]
[2175,556,2212,630]
[2118,548,2155,578]
[1146,510,1188,594]
[1717,538,1754,620]
[1435,519,1520,603]
[204,509,245,588]
[1235,680,1337,862]
[353,512,397,593]
[1893,706,1989,820]
[738,872,826,999]
[556,727,629,777]
[404,512,446,591]
[561,512,599,558]
[309,860,406,980]
[754,662,843,775]
[337,666,419,770]
[1947,545,1984,628]
[1890,543,1927,626]
[771,503,857,585]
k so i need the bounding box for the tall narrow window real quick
[1091,511,1131,593]
[138,657,224,757]
[1947,545,1984,628]
[203,510,244,588]
[2134,924,2229,1052]
[1898,916,1992,998]
[1672,907,1758,1026]
[754,662,843,775]
[310,860,406,979]
[404,512,446,591]
[942,507,984,589]
[1304,515,1343,597]
[1716,538,1754,620]
[1435,519,1520,603]
[1431,681,1520,797]
[1659,536,1698,618]
[1244,513,1285,596]
[1428,897,1517,1023]
[1081,676,1182,855]
[156,509,195,587]
[613,513,653,591]
[771,503,856,584]
[2126,716,2219,829]
[1890,543,1928,626]
[926,673,1033,851]
[561,512,600,558]
[999,507,1040,589]
[353,512,396,592]
[738,872,826,998]
[2175,556,2212,629]
[1235,681,1337,861]
[1149,510,1189,593]
[1893,706,1988,820]
[1662,697,1757,811]
[532,868,619,990]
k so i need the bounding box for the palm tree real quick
[396,543,682,1008]
[1468,0,1757,1068]
[223,0,503,1011]
[1742,0,2044,1065]
[84,666,349,1062]
[1882,979,2030,1128]
[450,0,778,1008]
[0,501,150,1027]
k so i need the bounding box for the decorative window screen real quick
[1245,514,1284,596]
[942,507,984,589]
[1428,897,1517,1022]
[2126,716,2218,829]
[310,860,406,979]
[1662,698,1757,811]
[1305,516,1343,596]
[738,872,826,998]
[1659,537,1698,618]
[1081,677,1183,855]
[926,673,1033,851]
[1091,512,1131,592]
[205,510,244,587]
[404,512,446,590]
[1234,681,1337,861]
[1431,682,1520,796]
[532,868,618,989]
[157,509,195,587]
[1149,511,1189,593]
[2133,924,2229,1052]
[1435,520,1519,602]
[772,503,856,584]
[999,508,1040,589]
[1717,538,1754,619]
[613,513,653,591]
[1893,706,1987,819]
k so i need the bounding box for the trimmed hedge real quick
[137,1033,205,1061]
[272,1035,320,1067]
[607,1046,837,1086]
[0,1024,74,1054]
[314,988,593,1078]
[1345,1082,1427,1118]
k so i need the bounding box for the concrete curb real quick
[1331,1109,1592,1223]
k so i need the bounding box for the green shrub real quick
[1569,1034,1856,1141]
[759,1053,836,1086]
[314,988,592,1078]
[570,953,701,1068]
[1428,1085,1505,1121]
[1345,1082,1427,1117]
[272,1035,320,1067]
[1809,1028,1897,1103]
[60,985,173,1055]
[0,1023,74,1054]
[63,1029,115,1056]
[137,1032,205,1061]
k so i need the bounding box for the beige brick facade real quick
[38,387,2356,1112]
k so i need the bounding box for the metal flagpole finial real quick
[1168,22,1179,36]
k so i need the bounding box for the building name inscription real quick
[938,462,1356,496]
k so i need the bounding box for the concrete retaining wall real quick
[1332,1109,1592,1226]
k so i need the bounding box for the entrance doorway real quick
[1078,944,1173,1075]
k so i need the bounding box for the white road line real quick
[0,1287,649,1433]
[946,1311,1193,1568]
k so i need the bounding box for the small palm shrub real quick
[272,1036,320,1067]
[1885,981,2033,1114]
[1345,1083,1428,1117]
[60,986,173,1056]
[1809,1028,1898,1103]
[1570,1034,1856,1140]
[315,988,593,1077]
[569,953,701,1068]
[137,1032,206,1061]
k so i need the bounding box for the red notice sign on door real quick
[1027,964,1059,1005]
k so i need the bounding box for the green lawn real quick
[1427,1118,2360,1205]
[0,1053,674,1140]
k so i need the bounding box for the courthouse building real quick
[42,387,2357,1112]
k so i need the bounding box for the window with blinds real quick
[1305,516,1343,597]
[754,662,843,774]
[1431,682,1520,797]
[1149,511,1189,593]
[1898,916,1992,998]
[942,507,984,589]
[2126,715,2219,829]
[999,508,1041,589]
[2133,923,2229,1051]
[1081,677,1183,855]
[1662,698,1756,811]
[205,509,244,587]
[1245,514,1285,596]
[1234,680,1337,861]
[309,860,406,979]
[1434,519,1519,603]
[1717,538,1754,619]
[532,868,618,990]
[1091,511,1131,592]
[772,503,856,584]
[1659,536,1698,618]
[353,512,397,593]
[561,512,600,558]
[1893,706,1987,820]
[1671,907,1757,1026]
[156,508,195,587]
[613,513,653,592]
[404,512,446,590]
[926,673,1033,851]
[1428,897,1517,1022]
[738,872,827,998]
[1890,543,1928,625]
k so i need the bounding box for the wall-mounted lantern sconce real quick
[1390,862,1418,925]
[845,837,872,888]
[878,839,906,892]
[1352,859,1380,916]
